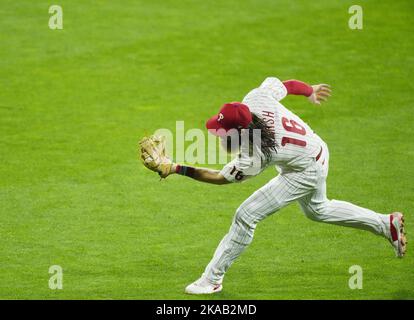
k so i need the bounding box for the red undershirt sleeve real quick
[283,80,313,97]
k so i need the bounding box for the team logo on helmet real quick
[217,113,224,122]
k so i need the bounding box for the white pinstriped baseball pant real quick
[204,144,390,284]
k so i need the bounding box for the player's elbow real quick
[214,174,232,185]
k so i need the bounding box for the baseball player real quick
[139,76,407,295]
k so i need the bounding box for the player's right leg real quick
[298,174,407,257]
[297,143,406,258]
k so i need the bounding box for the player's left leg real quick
[185,171,317,294]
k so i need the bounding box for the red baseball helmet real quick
[206,102,252,136]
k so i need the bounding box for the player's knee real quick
[301,205,319,221]
[300,201,329,221]
[234,206,255,231]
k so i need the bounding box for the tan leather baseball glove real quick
[139,135,173,178]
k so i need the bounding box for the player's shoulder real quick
[259,77,285,90]
[243,77,287,104]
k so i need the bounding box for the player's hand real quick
[139,135,174,178]
[308,84,331,105]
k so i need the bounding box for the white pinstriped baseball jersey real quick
[221,77,325,182]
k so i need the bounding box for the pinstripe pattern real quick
[221,77,324,183]
[203,78,390,285]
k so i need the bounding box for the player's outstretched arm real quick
[139,135,230,184]
[283,80,331,105]
[170,164,230,185]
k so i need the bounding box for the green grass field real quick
[1,0,413,299]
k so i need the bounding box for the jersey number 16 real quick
[281,117,307,147]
